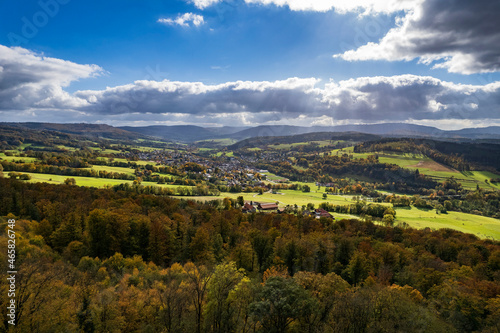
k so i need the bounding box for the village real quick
[120,146,295,191]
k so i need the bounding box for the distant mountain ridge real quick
[119,123,500,142]
[3,122,148,140]
[2,122,500,142]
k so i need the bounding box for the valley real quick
[1,122,500,332]
[1,122,500,239]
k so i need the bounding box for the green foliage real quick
[64,177,76,185]
[204,262,247,333]
[250,276,317,333]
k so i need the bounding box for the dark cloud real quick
[1,44,500,128]
[74,78,323,116]
[336,0,500,74]
[72,75,500,126]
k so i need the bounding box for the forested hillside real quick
[1,178,499,332]
[354,139,500,172]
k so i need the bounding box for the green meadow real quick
[102,157,154,166]
[0,153,39,163]
[91,147,122,154]
[331,147,500,190]
[197,138,238,146]
[23,172,134,187]
[56,145,79,151]
[16,169,500,239]
[176,189,384,210]
[214,151,234,157]
[395,206,500,240]
[263,171,290,182]
[270,140,335,150]
[19,172,191,190]
[84,165,136,176]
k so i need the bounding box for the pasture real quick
[332,147,500,190]
[395,206,500,240]
[0,153,39,163]
[19,171,191,190]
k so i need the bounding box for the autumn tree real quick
[293,271,349,332]
[64,177,76,185]
[154,263,190,332]
[184,262,213,333]
[250,232,273,272]
[204,262,246,333]
[148,213,174,266]
[250,276,316,333]
[346,251,370,286]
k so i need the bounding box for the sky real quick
[0,0,500,129]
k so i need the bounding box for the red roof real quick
[315,209,333,218]
[242,203,255,211]
[258,203,279,210]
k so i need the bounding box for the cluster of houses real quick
[242,201,334,219]
[242,201,279,213]
[123,149,266,188]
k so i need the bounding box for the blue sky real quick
[1,0,500,128]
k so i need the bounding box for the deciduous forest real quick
[1,178,499,332]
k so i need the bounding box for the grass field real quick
[196,138,238,146]
[56,145,79,151]
[0,153,39,163]
[176,188,384,209]
[133,146,158,152]
[263,171,290,182]
[102,158,154,166]
[331,147,500,190]
[20,172,191,190]
[95,148,123,154]
[270,140,335,150]
[17,169,500,239]
[395,206,500,240]
[188,190,500,239]
[214,151,234,157]
[23,172,135,187]
[176,192,355,207]
[85,164,181,179]
[84,165,136,176]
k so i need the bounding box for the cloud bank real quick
[243,0,416,14]
[334,0,500,74]
[186,0,416,14]
[1,44,500,128]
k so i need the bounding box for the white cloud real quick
[334,0,500,74]
[74,77,322,116]
[158,13,205,27]
[70,74,500,129]
[0,44,102,111]
[187,0,221,10]
[243,0,417,14]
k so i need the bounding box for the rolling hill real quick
[120,123,500,142]
[3,122,500,143]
